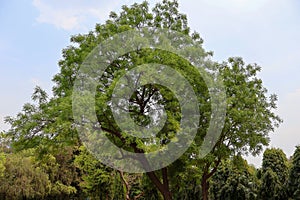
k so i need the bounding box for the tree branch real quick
[118,170,130,200]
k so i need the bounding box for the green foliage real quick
[259,169,283,200]
[0,147,84,200]
[216,58,282,157]
[35,146,80,199]
[197,56,281,200]
[74,146,125,199]
[0,150,51,200]
[210,155,259,200]
[0,152,5,177]
[2,1,282,199]
[259,148,289,200]
[4,86,78,153]
[262,148,289,182]
[288,146,300,199]
[170,162,202,199]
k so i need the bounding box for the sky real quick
[0,0,299,167]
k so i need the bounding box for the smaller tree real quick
[0,150,50,199]
[259,169,282,200]
[210,155,259,200]
[74,146,124,199]
[288,145,300,199]
[259,148,289,200]
[261,148,289,182]
[35,146,80,199]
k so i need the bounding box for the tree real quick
[194,57,282,200]
[258,148,289,200]
[4,1,281,199]
[36,146,80,199]
[259,169,282,200]
[261,148,289,183]
[0,150,51,199]
[288,146,300,199]
[210,155,259,200]
[74,145,126,199]
[5,1,204,199]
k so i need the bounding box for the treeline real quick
[0,143,299,200]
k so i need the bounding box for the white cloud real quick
[32,0,125,31]
[32,0,161,31]
[33,0,80,30]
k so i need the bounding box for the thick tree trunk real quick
[201,174,209,200]
[161,190,172,200]
[146,168,172,200]
[99,127,173,199]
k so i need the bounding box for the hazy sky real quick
[1,0,299,166]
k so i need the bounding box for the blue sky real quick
[1,0,300,166]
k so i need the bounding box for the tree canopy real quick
[3,1,282,199]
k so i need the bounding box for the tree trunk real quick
[146,169,172,200]
[201,158,221,200]
[162,167,172,200]
[201,174,209,200]
[161,189,172,200]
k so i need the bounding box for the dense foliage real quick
[288,146,300,199]
[0,146,299,199]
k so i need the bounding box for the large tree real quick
[4,1,281,199]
